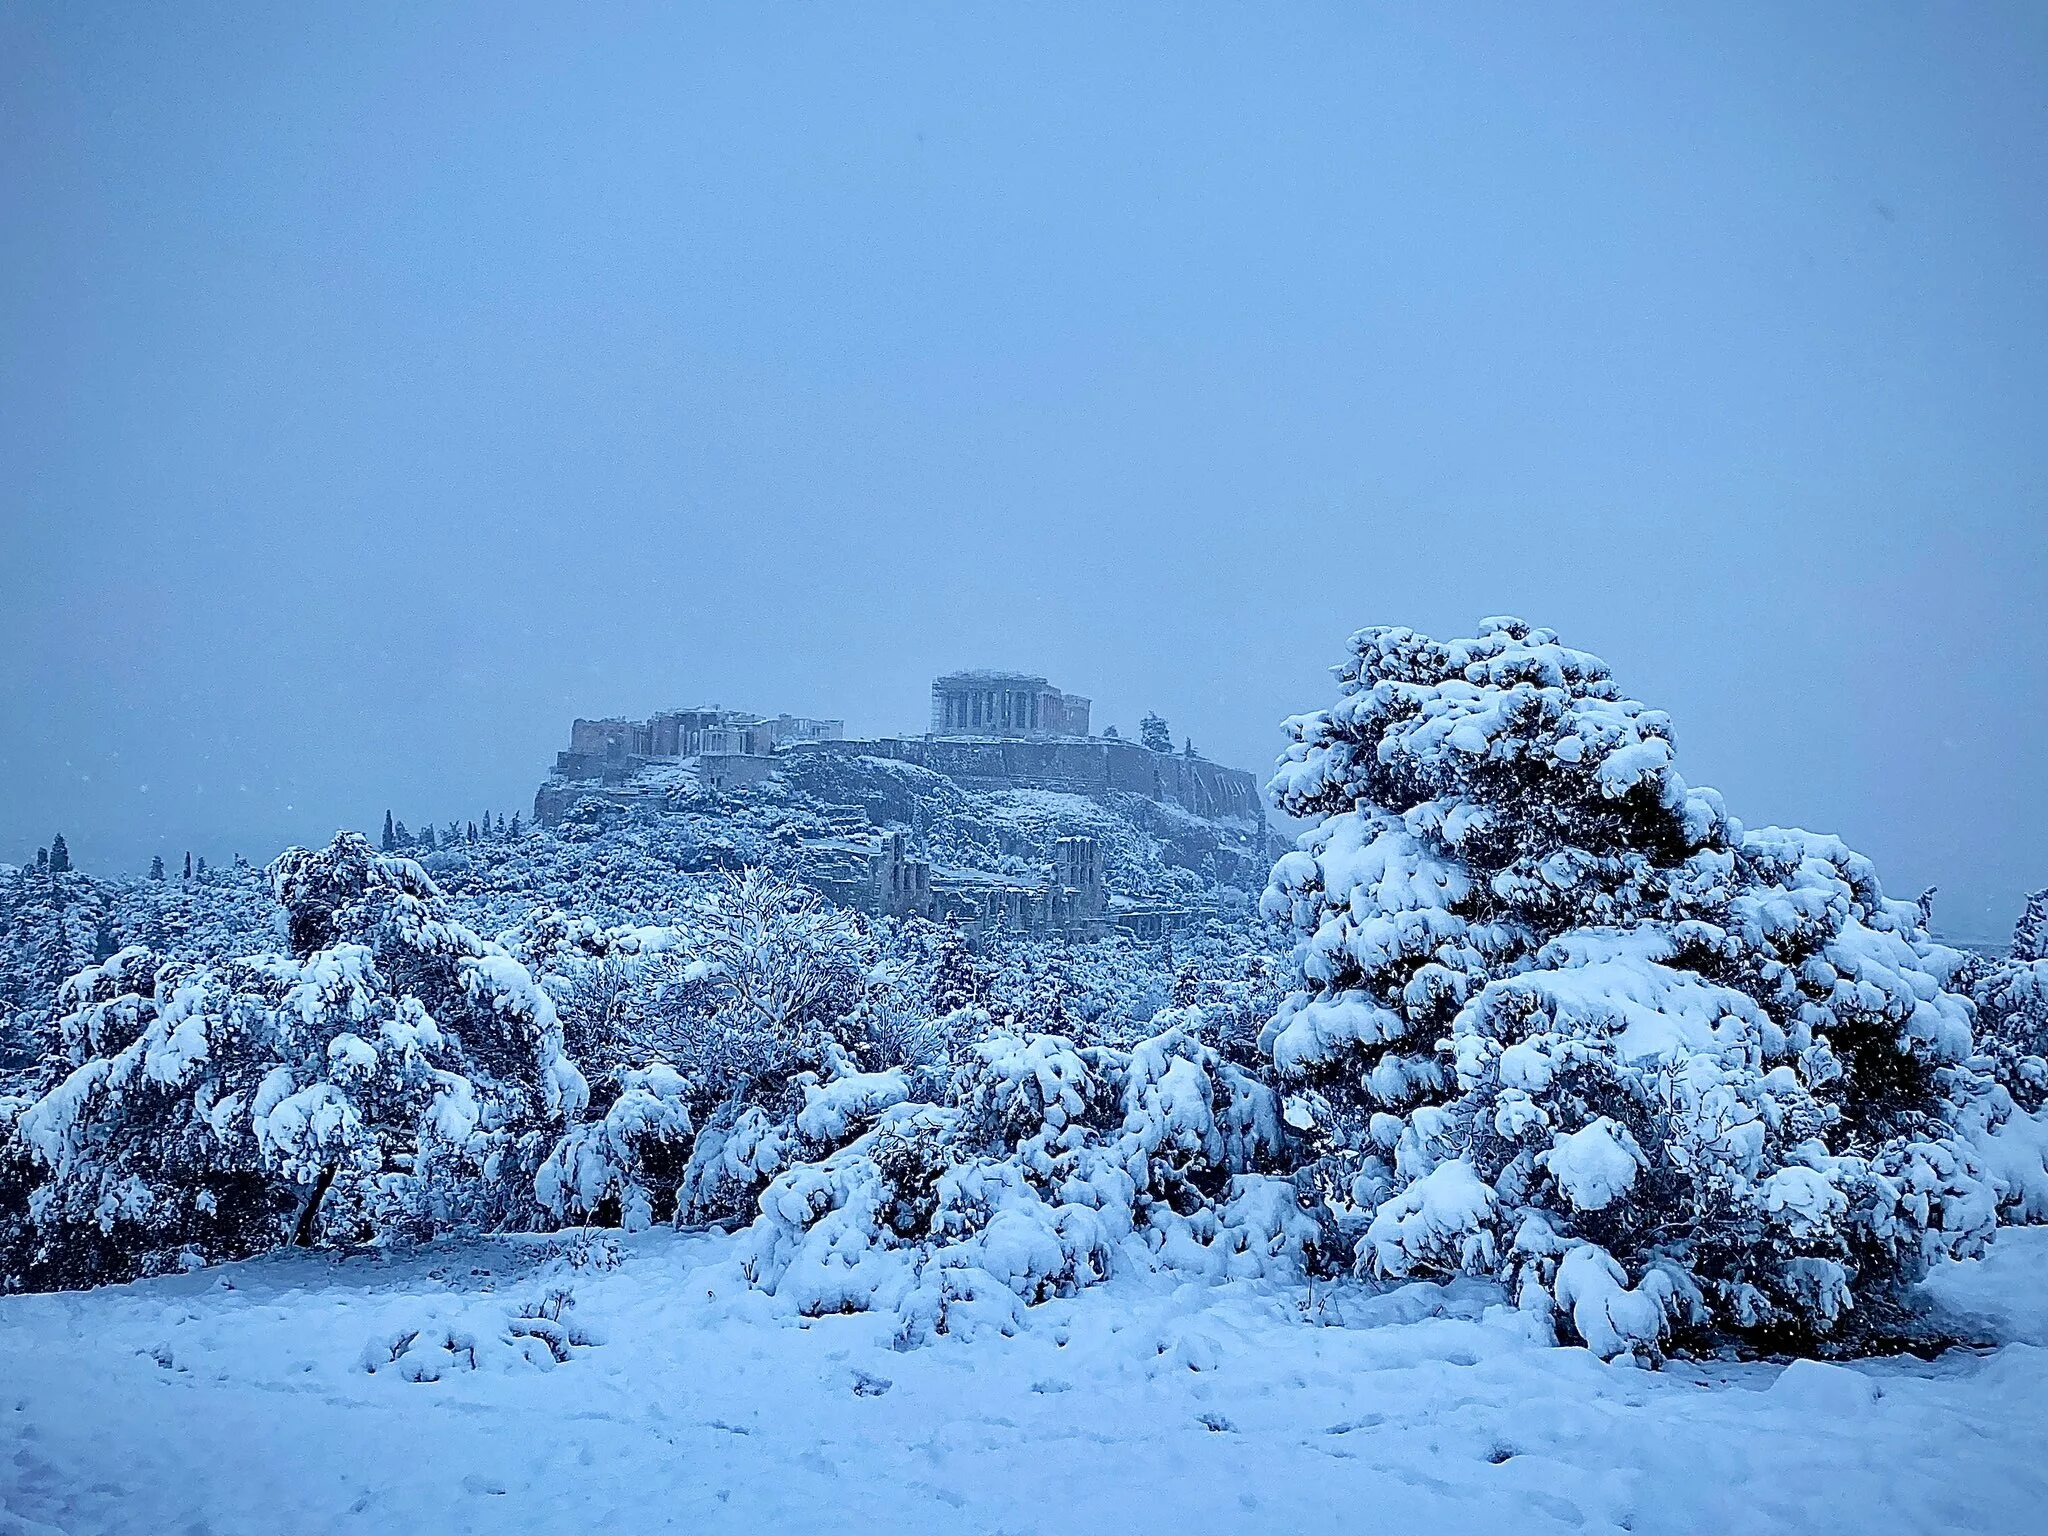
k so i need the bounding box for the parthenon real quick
[928,671,1090,738]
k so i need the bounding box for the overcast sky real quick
[2,2,2043,938]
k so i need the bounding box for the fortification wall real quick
[785,736,1263,823]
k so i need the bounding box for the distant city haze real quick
[2,3,2043,940]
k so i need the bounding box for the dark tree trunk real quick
[293,1164,338,1247]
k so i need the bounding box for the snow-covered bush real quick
[1261,617,2028,1358]
[675,1102,795,1226]
[730,1014,1311,1335]
[535,1063,696,1230]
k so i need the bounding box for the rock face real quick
[786,737,1263,824]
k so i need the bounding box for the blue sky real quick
[2,2,2043,937]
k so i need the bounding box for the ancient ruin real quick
[928,671,1090,737]
[534,672,1266,937]
[556,707,841,774]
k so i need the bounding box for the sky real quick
[1,2,2043,940]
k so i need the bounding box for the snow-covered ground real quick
[6,1229,2048,1536]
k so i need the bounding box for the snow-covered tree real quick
[267,833,587,1234]
[625,868,875,1112]
[2,834,587,1287]
[1140,713,1173,754]
[1262,617,2009,1358]
[928,921,985,1016]
[148,856,165,882]
[2014,887,2048,964]
[8,947,303,1287]
[48,836,69,874]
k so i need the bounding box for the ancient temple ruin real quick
[929,671,1090,738]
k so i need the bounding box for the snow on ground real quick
[6,1230,2048,1536]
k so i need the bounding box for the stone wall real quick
[785,736,1263,823]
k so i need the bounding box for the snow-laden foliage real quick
[1261,617,2043,1358]
[535,1063,695,1231]
[731,1011,1314,1341]
[0,860,279,1084]
[1,835,586,1287]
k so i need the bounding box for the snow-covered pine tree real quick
[305,843,595,1226]
[929,919,984,1016]
[2014,887,2048,964]
[1262,617,2005,1358]
[48,836,70,875]
[1140,713,1173,754]
[381,810,397,853]
[6,948,288,1287]
[148,856,165,882]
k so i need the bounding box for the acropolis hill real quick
[532,671,1271,935]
